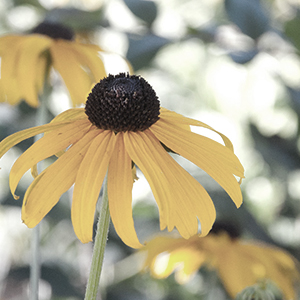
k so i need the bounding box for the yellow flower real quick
[0,21,108,107]
[141,224,300,300]
[0,73,244,248]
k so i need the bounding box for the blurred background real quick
[1,0,300,299]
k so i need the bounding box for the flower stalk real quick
[30,225,40,300]
[30,58,52,300]
[30,87,50,300]
[84,175,110,300]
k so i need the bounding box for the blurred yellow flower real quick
[0,73,244,248]
[141,225,300,300]
[0,21,108,107]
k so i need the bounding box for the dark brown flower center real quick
[210,221,241,240]
[85,73,160,132]
[31,22,74,41]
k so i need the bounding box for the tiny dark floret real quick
[85,73,160,132]
[31,21,75,41]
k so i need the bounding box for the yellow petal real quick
[124,130,216,239]
[0,36,24,104]
[47,109,88,158]
[175,248,206,283]
[143,236,184,273]
[124,131,171,231]
[31,164,38,178]
[17,35,52,107]
[151,119,243,208]
[72,130,116,243]
[0,120,75,160]
[50,108,86,123]
[0,35,18,52]
[108,133,142,248]
[22,129,99,228]
[70,43,106,82]
[214,244,255,297]
[160,108,235,151]
[50,40,94,105]
[9,119,91,199]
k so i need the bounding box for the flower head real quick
[141,223,300,299]
[0,73,244,248]
[0,21,109,107]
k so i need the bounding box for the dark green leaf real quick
[225,0,269,40]
[44,8,104,31]
[229,49,258,64]
[286,85,300,116]
[5,265,83,298]
[123,0,157,27]
[250,123,300,173]
[126,33,170,70]
[284,12,300,52]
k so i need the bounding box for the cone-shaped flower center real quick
[85,73,160,132]
[211,221,241,240]
[31,21,75,41]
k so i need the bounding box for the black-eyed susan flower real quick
[0,73,244,248]
[141,223,300,300]
[0,21,108,107]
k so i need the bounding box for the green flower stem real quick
[30,68,51,300]
[85,176,110,300]
[30,225,40,300]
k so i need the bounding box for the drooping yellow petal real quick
[0,36,24,104]
[17,35,52,107]
[175,248,206,283]
[31,164,38,178]
[0,35,19,52]
[142,235,205,281]
[155,118,244,177]
[143,236,184,273]
[0,120,75,160]
[107,133,142,248]
[50,108,86,123]
[124,130,216,239]
[9,119,91,199]
[46,109,88,159]
[50,40,94,105]
[22,129,99,228]
[151,119,243,208]
[124,131,171,231]
[160,108,235,151]
[70,43,106,82]
[159,110,245,178]
[72,130,116,243]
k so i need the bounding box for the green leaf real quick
[284,13,300,52]
[123,0,158,27]
[44,8,104,31]
[126,33,170,70]
[225,0,269,40]
[250,123,300,174]
[5,265,83,298]
[229,49,258,64]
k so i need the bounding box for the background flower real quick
[141,225,300,300]
[0,21,108,107]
